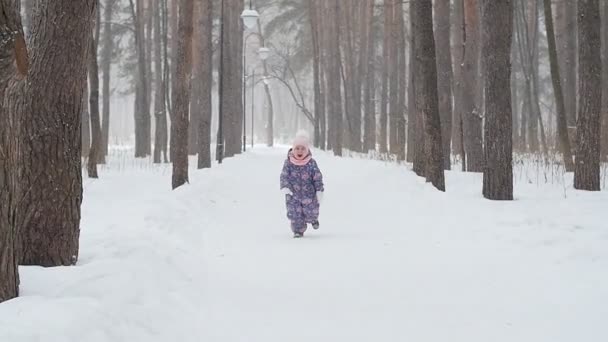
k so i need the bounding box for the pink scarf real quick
[289,151,312,166]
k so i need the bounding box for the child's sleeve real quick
[280,160,290,190]
[312,160,324,192]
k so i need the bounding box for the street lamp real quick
[241,0,259,30]
[257,47,270,61]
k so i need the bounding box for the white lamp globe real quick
[257,47,270,61]
[241,9,259,30]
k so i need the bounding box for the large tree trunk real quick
[574,0,602,191]
[0,0,27,303]
[153,0,168,164]
[87,4,102,178]
[481,0,513,200]
[309,0,322,148]
[556,0,577,126]
[188,0,202,156]
[327,0,343,156]
[451,0,465,160]
[17,0,95,266]
[461,0,483,172]
[434,0,453,170]
[226,0,243,156]
[153,0,167,163]
[379,0,390,154]
[101,0,115,159]
[388,0,399,156]
[171,0,194,189]
[133,0,151,157]
[362,0,375,152]
[145,0,153,157]
[543,0,574,171]
[396,0,406,161]
[196,0,212,169]
[407,6,418,164]
[601,0,608,162]
[168,0,178,161]
[412,0,445,191]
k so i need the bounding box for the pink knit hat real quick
[292,130,311,149]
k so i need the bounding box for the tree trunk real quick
[145,0,153,157]
[0,0,27,303]
[406,6,417,164]
[434,0,453,170]
[481,0,513,200]
[362,0,375,152]
[462,0,483,172]
[309,0,322,148]
[87,4,102,178]
[556,0,577,126]
[396,0,406,161]
[133,0,151,157]
[168,0,178,161]
[101,0,115,159]
[412,0,445,191]
[574,0,601,191]
[171,0,194,189]
[451,0,465,159]
[327,0,343,156]
[543,0,574,171]
[188,0,202,156]
[388,0,399,156]
[379,0,390,154]
[153,0,168,164]
[17,0,95,266]
[601,0,608,162]
[196,0,212,169]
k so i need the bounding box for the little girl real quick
[280,131,324,238]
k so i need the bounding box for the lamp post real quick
[241,1,259,153]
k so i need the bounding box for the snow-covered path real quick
[1,147,607,342]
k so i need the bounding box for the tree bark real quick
[379,0,391,154]
[434,0,453,170]
[0,0,27,303]
[81,85,91,157]
[396,0,406,161]
[462,0,483,172]
[412,0,445,191]
[153,0,168,163]
[556,0,577,126]
[17,0,95,266]
[101,0,115,159]
[171,0,194,189]
[388,0,399,156]
[601,0,608,162]
[87,4,102,178]
[196,0,212,169]
[451,0,465,160]
[362,0,375,152]
[328,0,343,156]
[481,0,513,200]
[543,0,574,171]
[309,0,323,148]
[574,0,602,191]
[188,0,202,156]
[133,0,151,157]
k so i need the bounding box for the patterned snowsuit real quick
[280,151,324,233]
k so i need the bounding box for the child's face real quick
[294,145,307,158]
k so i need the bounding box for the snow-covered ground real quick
[1,146,607,342]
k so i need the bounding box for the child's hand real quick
[316,191,324,204]
[281,188,293,196]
